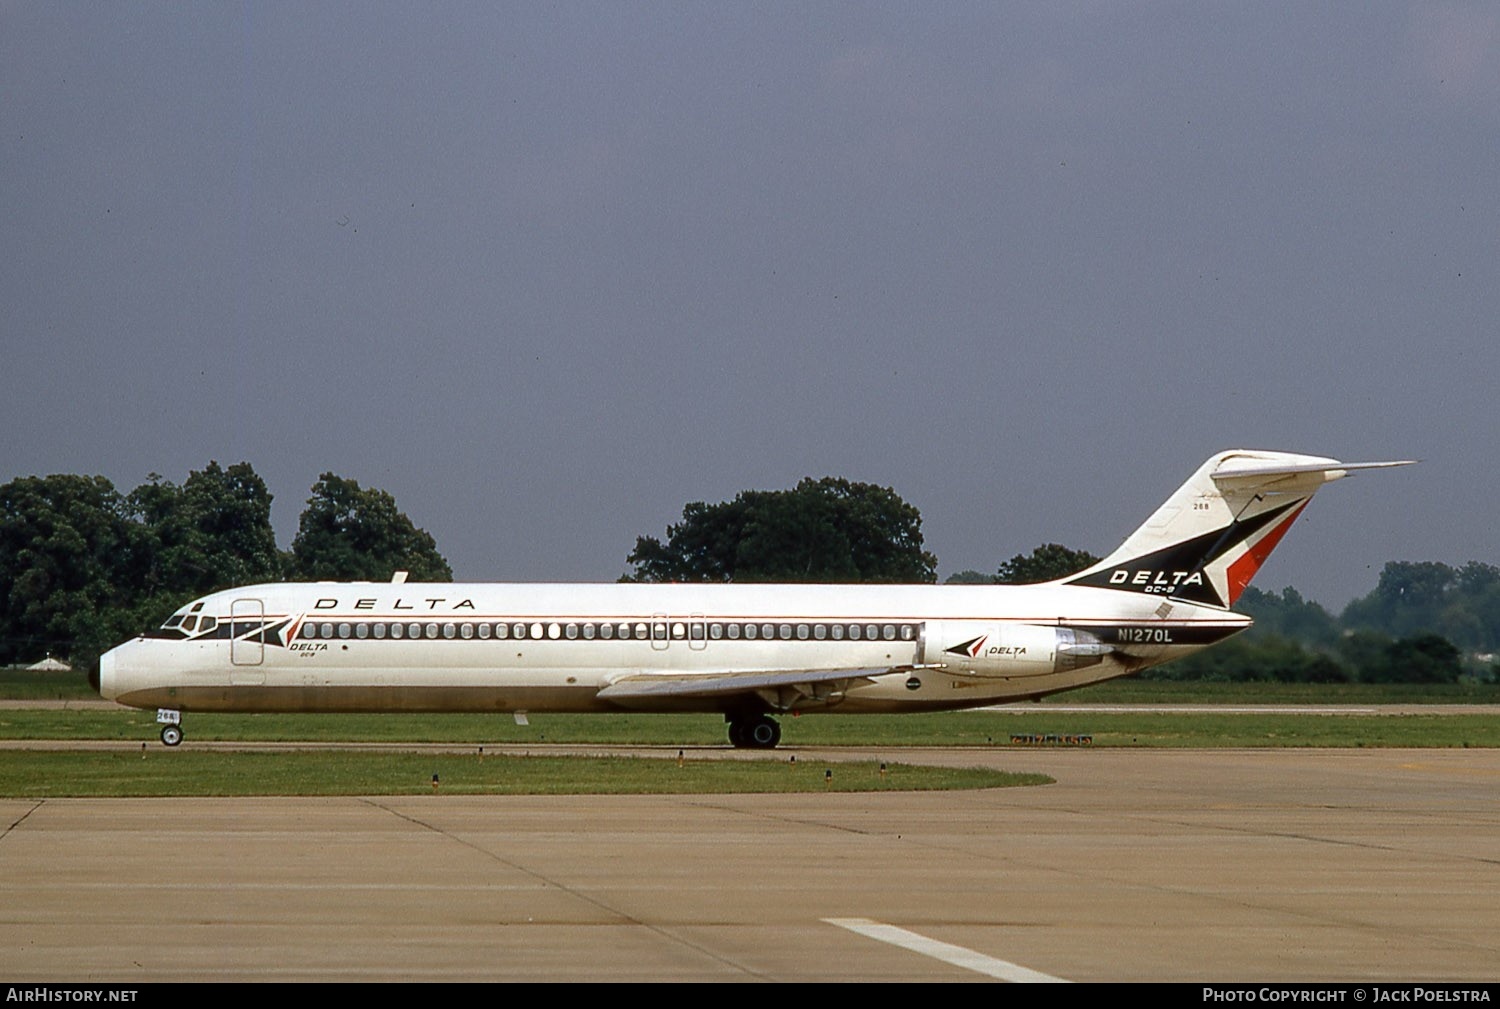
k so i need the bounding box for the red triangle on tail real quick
[1224,502,1308,605]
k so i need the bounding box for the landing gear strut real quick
[157,708,183,747]
[727,714,781,749]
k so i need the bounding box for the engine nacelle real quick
[922,621,1110,678]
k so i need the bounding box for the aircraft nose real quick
[93,649,112,699]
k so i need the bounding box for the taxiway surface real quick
[3,747,1497,982]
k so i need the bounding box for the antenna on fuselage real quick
[391,571,409,583]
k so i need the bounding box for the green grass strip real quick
[1048,680,1500,705]
[0,750,1044,797]
[2,708,1498,748]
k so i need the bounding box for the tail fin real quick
[1063,451,1414,608]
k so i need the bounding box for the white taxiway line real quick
[823,917,1068,983]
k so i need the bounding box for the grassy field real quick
[6,668,1500,750]
[3,703,1498,749]
[1053,679,1500,705]
[0,750,1041,798]
[0,667,98,700]
[4,672,1495,796]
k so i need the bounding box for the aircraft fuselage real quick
[97,580,1246,716]
[95,450,1413,747]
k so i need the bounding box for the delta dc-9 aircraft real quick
[95,451,1411,748]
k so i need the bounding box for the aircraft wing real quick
[597,666,921,709]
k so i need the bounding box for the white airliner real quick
[95,450,1411,748]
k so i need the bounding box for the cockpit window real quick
[160,607,218,635]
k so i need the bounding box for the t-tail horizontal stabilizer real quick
[1063,451,1415,608]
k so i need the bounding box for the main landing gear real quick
[727,714,781,749]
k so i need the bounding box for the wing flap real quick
[597,666,910,702]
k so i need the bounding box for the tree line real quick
[630,484,1497,684]
[1158,566,1499,684]
[0,464,450,669]
[3,467,1493,685]
[948,547,1497,684]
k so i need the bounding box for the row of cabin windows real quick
[299,620,920,644]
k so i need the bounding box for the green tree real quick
[1342,561,1455,638]
[127,462,281,601]
[625,477,936,583]
[1144,633,1349,683]
[1384,633,1464,684]
[944,569,998,585]
[1341,560,1500,654]
[1235,586,1340,646]
[179,462,282,587]
[995,543,1100,584]
[0,475,139,667]
[1339,629,1464,684]
[289,475,452,582]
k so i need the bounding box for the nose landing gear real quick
[157,708,183,747]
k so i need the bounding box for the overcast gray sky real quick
[3,3,1494,607]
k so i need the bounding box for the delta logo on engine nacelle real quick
[931,622,1108,678]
